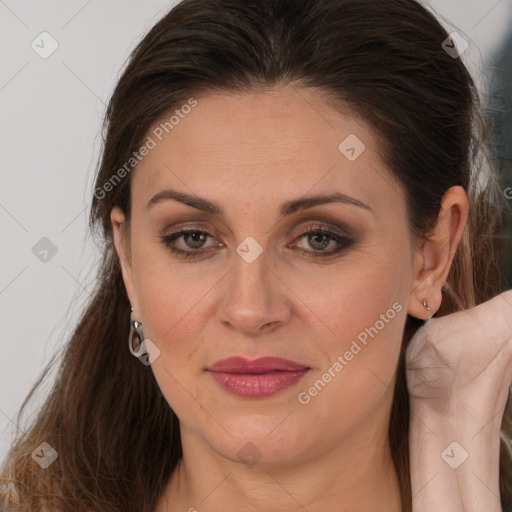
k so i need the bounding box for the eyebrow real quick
[146,188,373,217]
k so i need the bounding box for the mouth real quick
[206,356,311,398]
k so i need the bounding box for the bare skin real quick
[407,289,512,512]
[111,84,468,511]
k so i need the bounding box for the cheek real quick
[285,244,410,435]
[295,263,406,396]
[134,263,215,366]
[290,300,405,453]
[130,238,232,399]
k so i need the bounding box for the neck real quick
[155,419,402,512]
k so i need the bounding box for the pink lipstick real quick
[207,356,310,398]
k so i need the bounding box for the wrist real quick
[409,407,502,512]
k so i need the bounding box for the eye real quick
[291,224,354,257]
[159,224,354,259]
[160,229,220,257]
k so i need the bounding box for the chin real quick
[203,415,312,466]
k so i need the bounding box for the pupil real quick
[310,233,328,250]
[187,232,205,248]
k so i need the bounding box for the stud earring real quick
[128,307,145,357]
[422,299,431,311]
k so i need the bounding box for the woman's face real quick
[113,85,418,466]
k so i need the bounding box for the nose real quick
[218,248,291,335]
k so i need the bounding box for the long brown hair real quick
[1,0,510,510]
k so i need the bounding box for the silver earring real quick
[129,307,145,357]
[422,299,431,311]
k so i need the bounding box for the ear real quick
[407,186,469,319]
[111,206,139,314]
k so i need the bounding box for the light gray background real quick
[1,0,511,463]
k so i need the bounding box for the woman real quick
[1,0,512,510]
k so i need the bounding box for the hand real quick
[406,289,512,425]
[405,289,512,512]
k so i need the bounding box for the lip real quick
[207,356,310,398]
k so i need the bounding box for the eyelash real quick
[159,224,354,259]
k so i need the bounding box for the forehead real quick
[131,85,404,217]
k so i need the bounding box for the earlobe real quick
[407,186,468,319]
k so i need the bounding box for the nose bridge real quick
[219,238,290,333]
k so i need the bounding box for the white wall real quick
[1,0,511,463]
